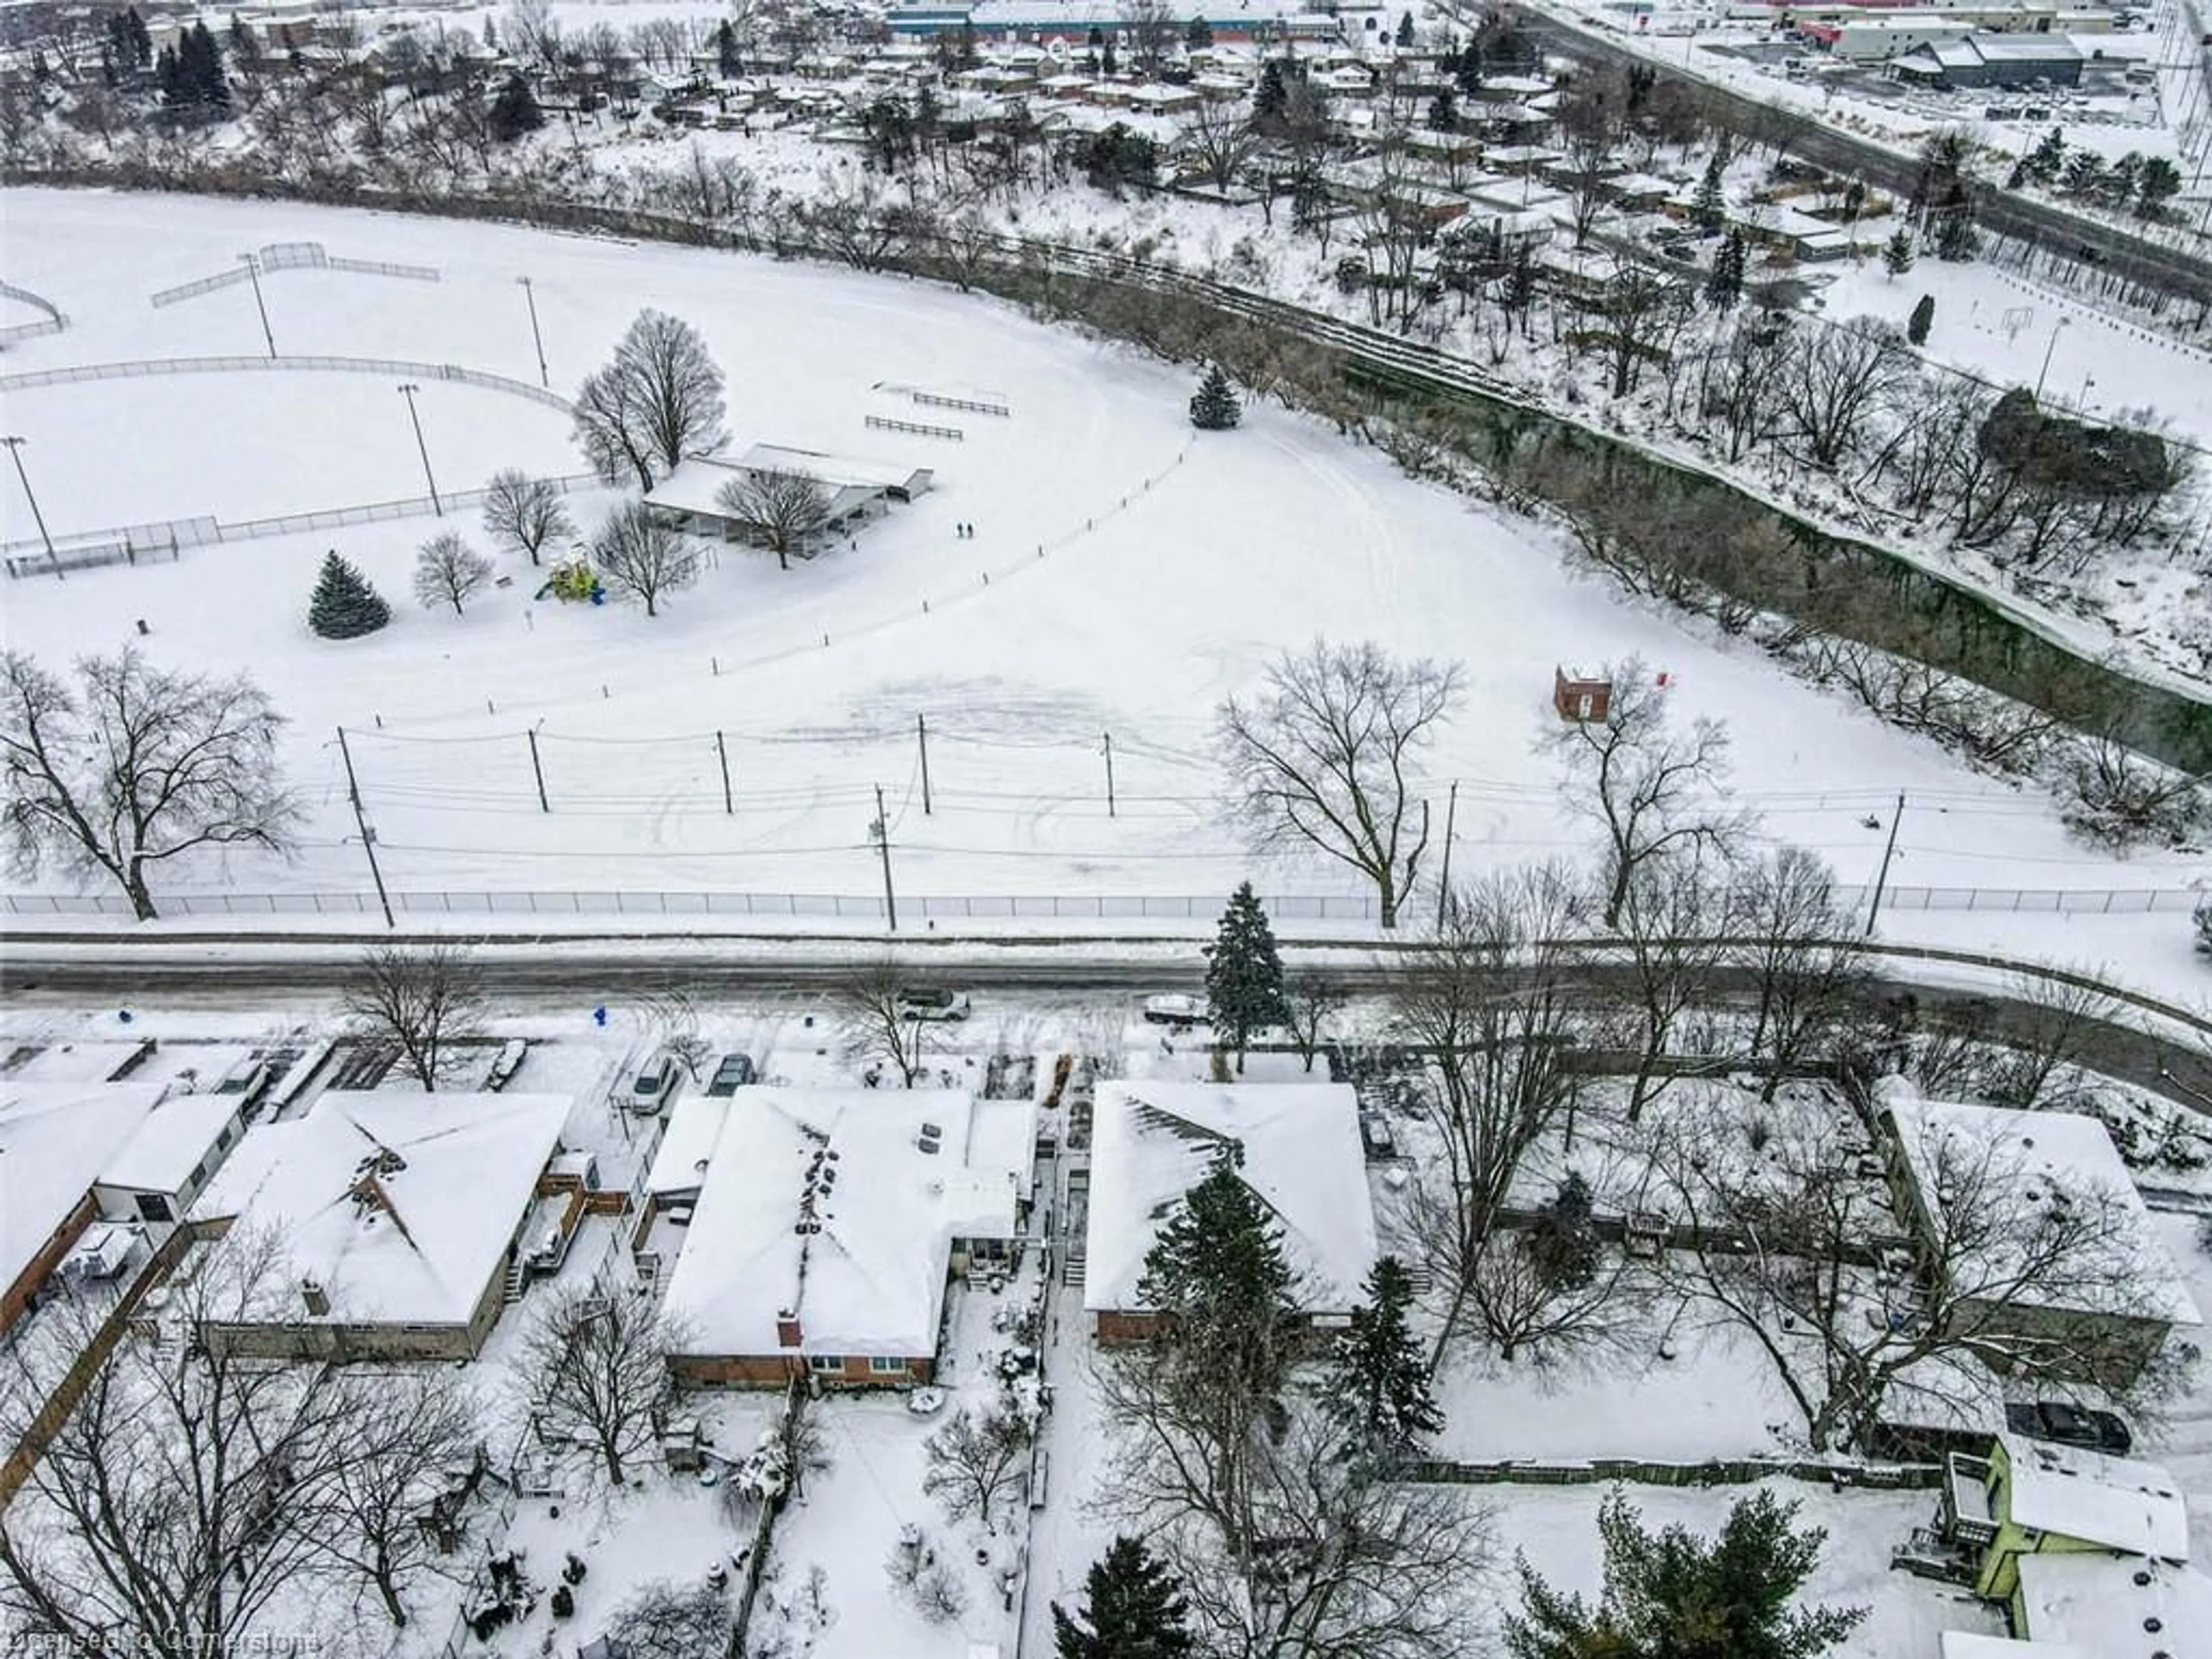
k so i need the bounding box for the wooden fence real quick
[1400,1455,1942,1490]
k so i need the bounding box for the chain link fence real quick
[2,885,2200,921]
[0,278,67,344]
[149,240,439,308]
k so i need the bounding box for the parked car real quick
[705,1052,756,1096]
[2005,1400,2132,1456]
[626,1051,680,1114]
[896,988,971,1022]
[1359,1112,1399,1161]
[486,1039,529,1092]
[1142,993,1207,1027]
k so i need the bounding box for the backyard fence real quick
[150,240,440,308]
[2,884,2200,922]
[1400,1456,1942,1491]
[0,278,67,344]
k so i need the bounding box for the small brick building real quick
[1554,665,1612,724]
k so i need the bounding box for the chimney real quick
[775,1308,802,1349]
[301,1277,329,1317]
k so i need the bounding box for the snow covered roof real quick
[1885,1099,2200,1328]
[643,457,885,528]
[2015,1554,2212,1657]
[1998,1433,2190,1560]
[192,1091,569,1328]
[1,1082,165,1300]
[1083,1081,1377,1315]
[647,1094,729,1198]
[99,1092,242,1195]
[735,443,934,496]
[661,1088,1033,1359]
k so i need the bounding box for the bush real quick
[2056,734,2207,850]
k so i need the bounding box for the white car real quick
[486,1039,529,1091]
[626,1051,680,1113]
[896,988,971,1022]
[1142,994,1207,1027]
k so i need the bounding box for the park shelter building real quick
[643,446,933,548]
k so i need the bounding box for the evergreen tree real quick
[1254,57,1289,124]
[228,15,257,69]
[1703,230,1745,310]
[714,18,742,78]
[1325,1256,1442,1460]
[1426,86,1457,132]
[127,6,152,69]
[2195,898,2211,955]
[1188,363,1241,432]
[1203,880,1287,1068]
[1907,292,1934,347]
[1185,13,1213,51]
[1137,1158,1295,1395]
[1933,192,1975,262]
[1456,42,1484,96]
[2138,154,2182,218]
[1395,10,1415,46]
[1101,37,1118,76]
[154,42,182,104]
[1691,146,1727,232]
[488,71,543,141]
[1524,1172,1598,1290]
[308,552,391,639]
[1506,1488,1867,1659]
[2024,125,2066,185]
[1881,227,1915,279]
[1052,1536,1195,1659]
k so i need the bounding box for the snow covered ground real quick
[7,189,2209,999]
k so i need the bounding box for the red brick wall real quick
[1,1191,96,1336]
[1092,1309,1164,1345]
[667,1353,935,1389]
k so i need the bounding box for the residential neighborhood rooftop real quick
[1998,1433,2191,1563]
[99,1090,241,1195]
[2013,1552,2212,1658]
[0,1082,164,1300]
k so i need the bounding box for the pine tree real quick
[188,21,229,106]
[1185,13,1213,51]
[1427,87,1458,132]
[2195,899,2211,955]
[154,42,183,104]
[1138,1159,1295,1393]
[127,6,152,69]
[1102,37,1118,76]
[1052,1536,1195,1659]
[1524,1172,1598,1290]
[2024,125,2066,185]
[488,72,543,141]
[1703,230,1745,310]
[714,18,741,78]
[1325,1256,1442,1461]
[1907,293,1934,347]
[1188,363,1241,431]
[1255,57,1290,125]
[1456,42,1484,96]
[1933,192,1975,262]
[308,551,391,639]
[1204,880,1287,1069]
[1691,146,1727,232]
[1396,10,1415,46]
[1881,227,1914,279]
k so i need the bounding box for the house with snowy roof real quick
[187,1090,574,1362]
[0,1082,165,1332]
[1082,1081,1378,1343]
[651,1087,1036,1388]
[1965,1433,2190,1605]
[1880,1096,2198,1389]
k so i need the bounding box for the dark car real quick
[705,1053,757,1096]
[2005,1400,2132,1456]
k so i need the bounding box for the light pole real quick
[1,436,56,562]
[396,384,442,516]
[239,252,276,359]
[2079,370,2096,412]
[517,276,550,389]
[2033,315,2070,403]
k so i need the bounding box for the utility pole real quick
[239,252,276,358]
[1102,730,1116,819]
[335,726,395,930]
[527,724,550,813]
[517,275,550,389]
[396,383,442,515]
[1435,779,1459,930]
[2034,316,2069,403]
[715,729,733,815]
[1,437,56,562]
[870,785,899,931]
[1865,791,1905,938]
[916,713,933,815]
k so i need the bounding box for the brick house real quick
[1083,1081,1378,1343]
[0,1083,167,1334]
[653,1088,1036,1388]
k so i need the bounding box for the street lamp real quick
[2033,315,2070,403]
[517,276,550,389]
[238,252,276,359]
[1,435,56,563]
[396,384,442,516]
[2079,370,2096,412]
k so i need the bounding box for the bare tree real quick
[0,649,300,921]
[2056,732,2208,850]
[1613,853,1731,1122]
[1460,1188,1653,1368]
[1390,863,1590,1350]
[1727,846,1868,1102]
[833,956,930,1087]
[1216,639,1463,930]
[1596,256,1690,400]
[1777,317,1910,470]
[1119,0,1176,75]
[1538,656,1751,929]
[411,532,494,618]
[1284,973,1343,1074]
[1651,1104,2173,1452]
[512,1280,687,1488]
[922,1401,1033,1528]
[609,1582,735,1659]
[480,469,575,566]
[715,467,834,570]
[1181,93,1257,194]
[573,308,727,489]
[1980,968,2116,1112]
[1554,74,1623,249]
[0,1233,369,1659]
[340,942,488,1092]
[313,1370,482,1627]
[592,501,702,618]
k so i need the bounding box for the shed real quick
[1554,665,1612,723]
